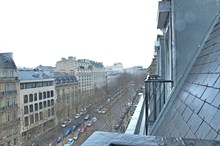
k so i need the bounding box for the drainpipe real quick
[171,0,176,87]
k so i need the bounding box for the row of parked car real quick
[55,114,97,145]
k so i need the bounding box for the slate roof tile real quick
[177,101,187,115]
[211,92,220,108]
[215,62,220,73]
[216,135,220,141]
[205,128,218,140]
[190,97,204,114]
[187,113,203,133]
[184,94,196,107]
[210,110,220,132]
[185,130,197,139]
[195,121,212,139]
[178,90,189,102]
[192,84,206,98]
[198,103,218,123]
[182,107,193,122]
[203,74,219,86]
[201,87,219,103]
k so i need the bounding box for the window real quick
[5,84,9,92]
[48,109,51,117]
[36,82,42,87]
[51,99,54,105]
[24,117,28,127]
[6,113,10,122]
[14,138,17,145]
[39,92,42,100]
[43,81,48,87]
[51,90,54,97]
[24,106,28,114]
[35,103,38,111]
[43,92,46,99]
[3,70,7,78]
[12,97,16,105]
[24,95,28,103]
[43,101,47,108]
[34,93,37,101]
[30,115,34,124]
[35,113,39,122]
[29,94,33,102]
[47,91,50,98]
[39,102,43,109]
[20,83,25,89]
[10,70,14,78]
[39,112,43,120]
[29,104,33,112]
[47,100,51,107]
[11,83,15,91]
[5,98,10,107]
[51,108,54,115]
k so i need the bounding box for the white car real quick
[61,123,67,128]
[74,113,81,119]
[86,120,93,127]
[92,117,97,122]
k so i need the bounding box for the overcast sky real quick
[0,0,159,68]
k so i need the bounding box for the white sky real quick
[0,0,159,68]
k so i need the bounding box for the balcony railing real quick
[145,75,173,133]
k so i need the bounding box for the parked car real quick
[64,127,72,136]
[86,120,93,127]
[101,108,106,114]
[74,113,81,119]
[73,131,80,140]
[97,109,102,113]
[64,138,74,146]
[84,114,90,120]
[92,117,97,122]
[61,123,67,128]
[55,134,64,143]
[80,126,87,134]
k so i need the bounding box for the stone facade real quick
[0,53,19,146]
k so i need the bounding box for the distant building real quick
[0,52,20,146]
[55,57,106,98]
[124,66,147,75]
[18,70,55,143]
[106,63,124,84]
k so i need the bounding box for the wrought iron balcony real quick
[145,75,173,133]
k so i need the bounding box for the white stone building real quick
[18,70,55,142]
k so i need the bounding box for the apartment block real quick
[18,70,55,144]
[0,53,19,146]
[56,57,106,98]
[55,75,79,124]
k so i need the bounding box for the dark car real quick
[55,134,64,143]
[64,127,72,136]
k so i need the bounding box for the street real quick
[31,85,140,146]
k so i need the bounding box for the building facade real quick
[55,76,79,124]
[0,53,19,146]
[146,0,220,140]
[18,70,55,144]
[55,57,106,98]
